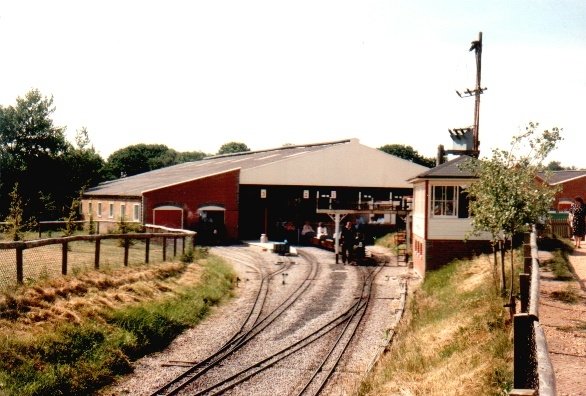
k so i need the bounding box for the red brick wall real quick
[412,235,427,277]
[552,177,586,210]
[143,170,240,240]
[424,239,492,271]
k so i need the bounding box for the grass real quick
[538,234,575,280]
[0,253,236,396]
[550,285,580,304]
[358,255,513,396]
[375,232,409,256]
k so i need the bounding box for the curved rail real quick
[150,247,318,396]
[187,258,383,396]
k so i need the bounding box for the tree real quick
[0,89,68,219]
[461,122,562,315]
[176,150,207,163]
[217,142,250,155]
[544,160,577,171]
[378,144,435,167]
[2,183,36,241]
[103,144,208,180]
[63,127,106,194]
[103,144,177,179]
[0,89,66,165]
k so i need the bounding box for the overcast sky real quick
[1,0,585,167]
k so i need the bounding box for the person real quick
[316,222,328,240]
[301,221,315,244]
[340,221,356,264]
[569,196,586,248]
[353,231,366,263]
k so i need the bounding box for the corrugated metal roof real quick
[85,139,353,197]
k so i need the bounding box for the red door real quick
[153,207,183,229]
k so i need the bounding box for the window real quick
[89,202,93,215]
[133,204,141,221]
[97,202,102,217]
[109,203,114,218]
[120,204,126,220]
[432,186,457,217]
[431,186,470,218]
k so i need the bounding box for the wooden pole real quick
[163,237,167,261]
[62,242,68,275]
[95,239,101,269]
[124,238,129,266]
[16,246,24,284]
[145,237,150,264]
[513,313,537,390]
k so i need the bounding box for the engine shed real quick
[82,138,428,244]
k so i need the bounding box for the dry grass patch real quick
[0,261,197,332]
[0,252,236,396]
[359,256,512,396]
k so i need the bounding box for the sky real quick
[1,0,585,167]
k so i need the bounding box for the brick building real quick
[82,139,428,244]
[537,170,586,211]
[409,155,492,277]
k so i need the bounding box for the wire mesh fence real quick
[0,231,194,289]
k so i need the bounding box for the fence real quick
[0,225,196,288]
[509,229,556,396]
[547,212,570,239]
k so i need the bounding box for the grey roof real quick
[409,155,476,180]
[536,170,586,185]
[85,139,354,197]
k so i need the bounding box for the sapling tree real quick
[461,122,562,315]
[2,183,37,241]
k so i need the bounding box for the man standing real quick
[340,221,356,264]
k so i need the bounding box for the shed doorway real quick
[197,205,226,245]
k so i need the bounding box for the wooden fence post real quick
[181,236,185,255]
[163,237,167,261]
[513,313,537,390]
[173,237,177,257]
[145,237,150,264]
[16,246,24,284]
[519,273,530,313]
[94,239,101,269]
[62,242,68,275]
[124,237,130,266]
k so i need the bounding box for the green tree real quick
[0,89,67,165]
[378,144,435,167]
[63,127,106,194]
[0,89,69,219]
[103,144,207,180]
[176,150,207,163]
[2,183,36,241]
[217,142,250,155]
[103,144,177,179]
[461,122,562,315]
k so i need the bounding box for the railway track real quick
[171,254,383,396]
[150,247,319,395]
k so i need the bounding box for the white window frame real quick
[89,202,93,216]
[431,185,458,218]
[109,203,114,219]
[120,204,126,220]
[133,204,141,221]
[97,202,102,218]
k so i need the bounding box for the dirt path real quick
[539,249,586,396]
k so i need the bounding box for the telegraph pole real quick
[471,32,483,154]
[447,32,486,158]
